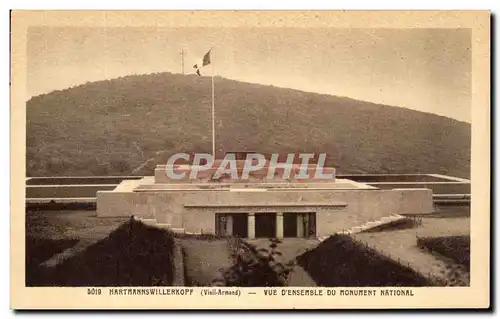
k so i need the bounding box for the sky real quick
[27,27,471,122]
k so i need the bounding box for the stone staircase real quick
[135,213,407,240]
[317,214,406,242]
[132,216,188,234]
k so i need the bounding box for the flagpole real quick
[180,49,185,75]
[211,48,215,159]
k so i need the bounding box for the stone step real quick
[170,228,186,234]
[139,218,158,226]
[155,223,172,229]
[132,215,187,236]
[359,225,376,230]
[380,216,399,221]
[334,214,407,236]
[185,231,202,235]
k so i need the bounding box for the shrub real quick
[215,238,294,287]
[27,218,176,286]
[362,216,423,233]
[417,236,470,270]
[297,235,434,286]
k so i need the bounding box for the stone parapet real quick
[154,164,336,184]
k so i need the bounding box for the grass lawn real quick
[297,235,432,286]
[419,205,470,219]
[27,209,128,242]
[26,210,175,286]
[26,210,129,269]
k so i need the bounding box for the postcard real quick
[11,10,490,309]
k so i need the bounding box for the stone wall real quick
[27,185,116,198]
[173,189,431,236]
[154,165,336,184]
[172,239,185,286]
[367,182,470,194]
[26,176,141,185]
[97,187,433,237]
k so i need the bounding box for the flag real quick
[193,49,212,76]
[202,50,211,66]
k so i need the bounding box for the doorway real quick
[283,213,298,237]
[299,213,316,238]
[283,213,317,238]
[232,214,248,238]
[255,213,276,238]
[215,213,248,237]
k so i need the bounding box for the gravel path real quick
[354,217,470,286]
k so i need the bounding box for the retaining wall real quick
[26,176,141,185]
[97,188,433,237]
[367,182,470,195]
[26,185,117,198]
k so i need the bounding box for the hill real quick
[26,72,471,178]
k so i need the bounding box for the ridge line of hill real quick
[27,72,470,125]
[26,71,471,178]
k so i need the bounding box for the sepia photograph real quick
[10,10,490,309]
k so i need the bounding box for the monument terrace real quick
[95,152,435,239]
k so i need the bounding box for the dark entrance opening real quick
[215,213,248,237]
[255,213,276,238]
[232,214,248,238]
[301,213,316,238]
[283,213,298,237]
